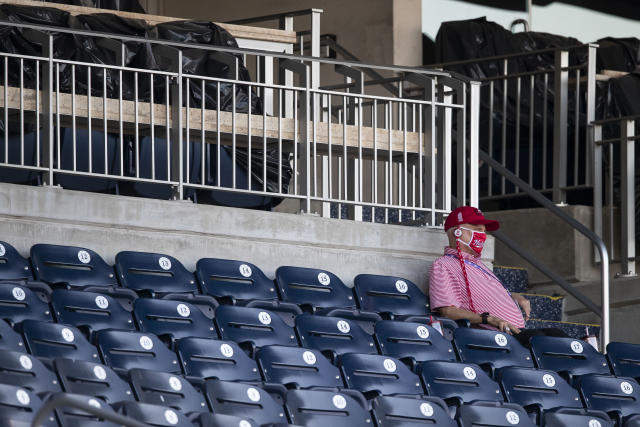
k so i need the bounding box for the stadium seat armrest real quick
[399,356,417,372]
[455,318,471,328]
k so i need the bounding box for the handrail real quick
[479,149,610,348]
[225,8,324,25]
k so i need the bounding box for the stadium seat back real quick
[339,353,423,395]
[0,318,25,352]
[578,374,640,419]
[458,401,535,427]
[54,358,134,404]
[353,274,428,316]
[295,313,377,357]
[30,244,116,288]
[0,241,32,281]
[196,258,276,302]
[0,383,54,426]
[117,401,193,427]
[256,345,343,388]
[177,337,260,381]
[130,369,208,414]
[193,413,258,427]
[499,367,583,411]
[214,305,298,349]
[115,251,197,295]
[0,349,60,393]
[96,330,180,373]
[51,393,119,427]
[285,389,371,427]
[134,298,217,341]
[418,361,503,404]
[371,395,457,427]
[0,283,51,324]
[543,408,614,427]
[530,336,610,377]
[375,320,455,362]
[453,328,534,372]
[607,342,640,380]
[276,266,355,310]
[205,380,286,424]
[21,320,99,362]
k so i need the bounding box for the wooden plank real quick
[0,0,297,44]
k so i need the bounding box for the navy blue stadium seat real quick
[275,266,355,311]
[51,289,135,335]
[214,305,298,351]
[0,349,60,393]
[21,320,99,362]
[401,315,464,341]
[0,318,25,352]
[374,320,455,363]
[117,401,193,427]
[530,336,610,378]
[578,375,640,424]
[353,274,428,317]
[130,369,208,414]
[193,413,258,427]
[256,345,343,389]
[0,282,51,324]
[453,328,534,376]
[54,358,134,404]
[177,337,260,381]
[295,313,377,359]
[115,251,197,295]
[0,383,54,426]
[204,380,287,425]
[285,389,371,427]
[30,244,117,288]
[96,329,180,373]
[196,258,277,303]
[134,298,217,342]
[243,299,304,327]
[543,408,614,427]
[418,361,503,409]
[607,342,640,380]
[50,392,117,427]
[339,353,423,396]
[0,241,32,281]
[371,395,457,427]
[319,308,382,334]
[458,401,535,427]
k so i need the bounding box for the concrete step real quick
[493,265,529,293]
[521,293,564,322]
[526,318,600,340]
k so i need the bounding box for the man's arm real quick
[511,293,531,320]
[438,306,522,335]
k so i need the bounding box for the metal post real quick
[585,44,597,186]
[279,15,294,119]
[439,76,465,207]
[469,81,481,208]
[436,80,453,213]
[620,119,636,276]
[553,49,568,204]
[592,124,603,263]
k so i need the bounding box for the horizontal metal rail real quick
[225,8,324,25]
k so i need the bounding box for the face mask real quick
[456,226,487,255]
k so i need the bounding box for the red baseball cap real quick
[444,206,500,231]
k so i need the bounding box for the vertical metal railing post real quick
[585,44,597,186]
[592,124,603,263]
[439,76,466,207]
[436,80,453,214]
[469,81,480,208]
[278,15,294,119]
[620,119,636,276]
[553,49,569,204]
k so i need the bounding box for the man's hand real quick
[488,315,521,335]
[512,293,531,320]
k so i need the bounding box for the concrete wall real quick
[0,183,494,291]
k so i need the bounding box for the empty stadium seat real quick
[133,298,217,342]
[115,251,197,295]
[453,328,534,375]
[374,320,455,364]
[256,345,343,388]
[339,353,423,396]
[0,318,26,352]
[30,244,117,288]
[458,401,535,427]
[371,395,457,427]
[275,266,355,311]
[129,369,208,414]
[353,274,429,317]
[295,313,377,359]
[204,380,287,424]
[193,413,258,427]
[196,258,277,303]
[319,308,382,334]
[96,329,180,373]
[0,240,32,281]
[0,282,52,324]
[607,342,640,380]
[285,389,371,426]
[50,392,117,427]
[0,383,53,426]
[117,401,193,427]
[51,289,135,335]
[530,336,610,378]
[578,375,640,424]
[543,408,614,427]
[54,358,134,404]
[0,349,60,393]
[177,337,261,381]
[214,305,298,351]
[21,320,99,362]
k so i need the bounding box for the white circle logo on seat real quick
[395,280,408,293]
[169,376,182,392]
[0,243,5,257]
[303,351,317,365]
[61,328,75,343]
[463,367,477,380]
[239,421,252,427]
[158,257,172,270]
[247,387,261,402]
[570,340,584,354]
[239,264,252,278]
[494,333,508,347]
[416,325,430,339]
[88,398,101,409]
[220,343,234,358]
[383,358,397,373]
[12,287,25,301]
[337,320,351,334]
[621,381,634,395]
[95,296,109,309]
[505,411,520,425]
[332,394,347,409]
[77,250,91,264]
[542,374,556,387]
[258,311,272,325]
[589,420,602,427]
[419,402,434,417]
[16,389,29,406]
[19,355,32,371]
[164,409,178,425]
[318,272,331,286]
[94,365,107,380]
[176,304,190,317]
[139,335,154,350]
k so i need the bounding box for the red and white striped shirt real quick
[428,247,525,330]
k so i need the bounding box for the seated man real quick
[429,206,565,347]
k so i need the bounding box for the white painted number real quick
[0,243,5,257]
[570,340,584,354]
[416,326,430,339]
[505,411,520,425]
[19,355,32,371]
[164,409,178,425]
[16,389,29,406]
[12,287,25,301]
[395,280,408,293]
[77,250,91,264]
[303,351,317,365]
[88,399,101,409]
[139,335,154,350]
[621,381,634,395]
[337,320,351,333]
[169,376,182,391]
[61,328,75,343]
[463,367,477,380]
[247,387,261,402]
[419,402,434,417]
[494,333,508,347]
[332,394,347,409]
[93,365,107,380]
[318,272,331,286]
[383,358,397,373]
[176,303,191,317]
[239,421,252,427]
[220,343,234,358]
[542,374,556,387]
[258,311,272,325]
[239,264,253,278]
[589,420,602,427]
[95,295,109,309]
[158,257,172,270]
